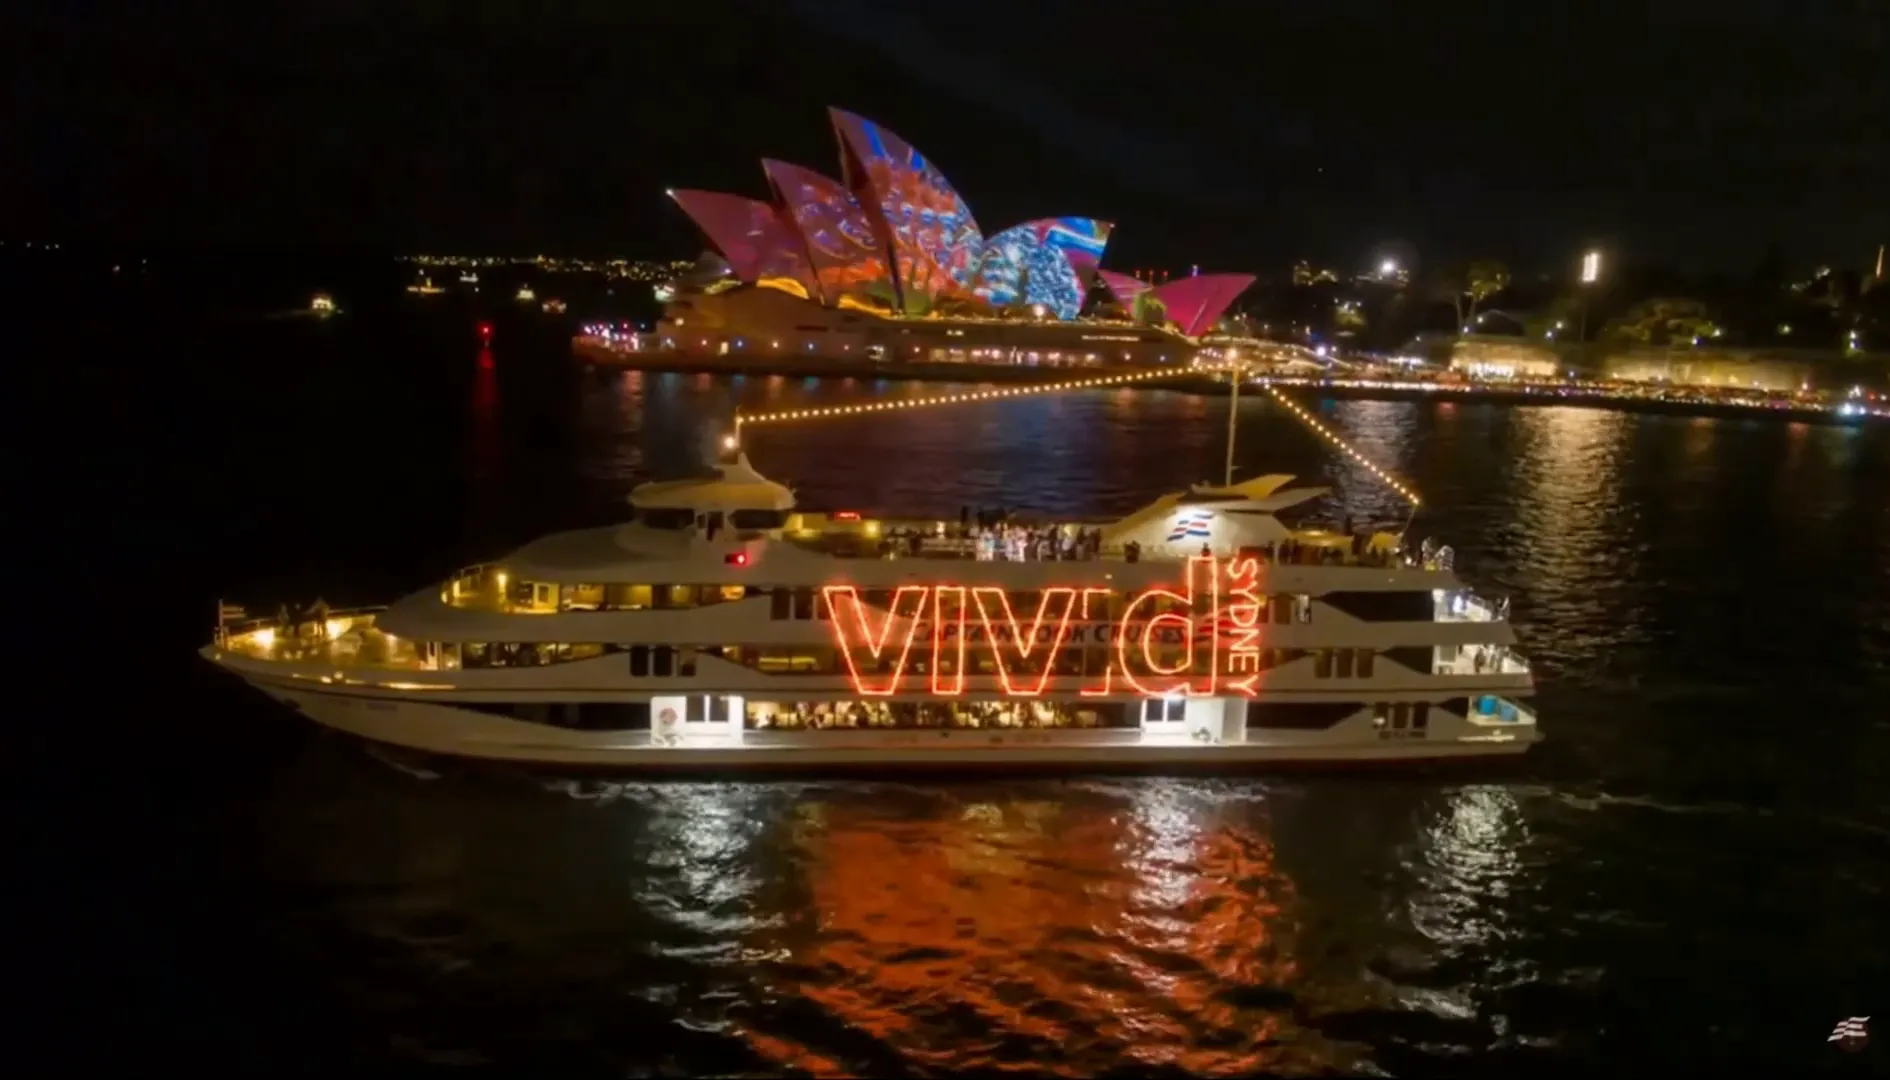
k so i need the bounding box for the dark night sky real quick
[6,0,1887,275]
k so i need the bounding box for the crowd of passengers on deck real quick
[878,507,1108,562]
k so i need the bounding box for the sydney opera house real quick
[653,108,1255,366]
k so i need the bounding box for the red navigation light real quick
[724,551,749,567]
[479,322,493,338]
[832,511,861,521]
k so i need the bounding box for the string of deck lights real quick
[731,367,1181,429]
[1260,383,1422,508]
[728,364,1422,509]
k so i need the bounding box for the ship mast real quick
[1222,361,1242,487]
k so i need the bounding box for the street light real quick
[1578,249,1602,343]
[1580,250,1601,285]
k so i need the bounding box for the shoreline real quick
[571,345,1885,427]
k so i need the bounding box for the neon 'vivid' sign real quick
[821,556,1267,699]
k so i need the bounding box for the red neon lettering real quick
[824,585,929,695]
[1116,556,1218,697]
[1221,556,1265,696]
[971,587,1077,697]
[822,559,1265,699]
[931,586,967,696]
[1078,587,1114,697]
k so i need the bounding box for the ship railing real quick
[218,605,389,642]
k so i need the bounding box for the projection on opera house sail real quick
[199,434,1541,771]
[655,107,1256,365]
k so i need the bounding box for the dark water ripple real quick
[137,337,1890,1075]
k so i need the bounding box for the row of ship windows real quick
[443,642,1390,679]
[764,588,1315,624]
[447,700,1474,734]
[451,578,1320,623]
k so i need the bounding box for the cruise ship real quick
[202,431,1540,773]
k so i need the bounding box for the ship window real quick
[1143,698,1185,723]
[606,584,653,611]
[653,647,674,677]
[1336,650,1355,678]
[729,509,789,530]
[1055,644,1085,676]
[1357,650,1376,677]
[1392,705,1409,730]
[639,508,694,530]
[1313,650,1334,679]
[755,648,830,674]
[792,587,814,620]
[718,585,746,603]
[562,584,605,610]
[629,645,650,677]
[1413,703,1429,731]
[660,585,696,609]
[678,648,697,677]
[1372,704,1388,728]
[769,588,790,620]
[1271,598,1292,625]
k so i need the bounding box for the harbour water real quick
[62,309,1890,1074]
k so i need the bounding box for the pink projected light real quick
[1152,273,1256,336]
[762,159,898,309]
[1097,269,1152,310]
[668,190,777,282]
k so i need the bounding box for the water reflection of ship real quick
[738,786,1317,1076]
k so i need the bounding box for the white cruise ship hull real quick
[243,677,1541,774]
[205,454,1545,777]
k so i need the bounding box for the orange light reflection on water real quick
[739,787,1301,1077]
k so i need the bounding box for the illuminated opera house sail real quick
[659,108,1253,360]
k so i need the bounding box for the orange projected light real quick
[823,558,1272,699]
